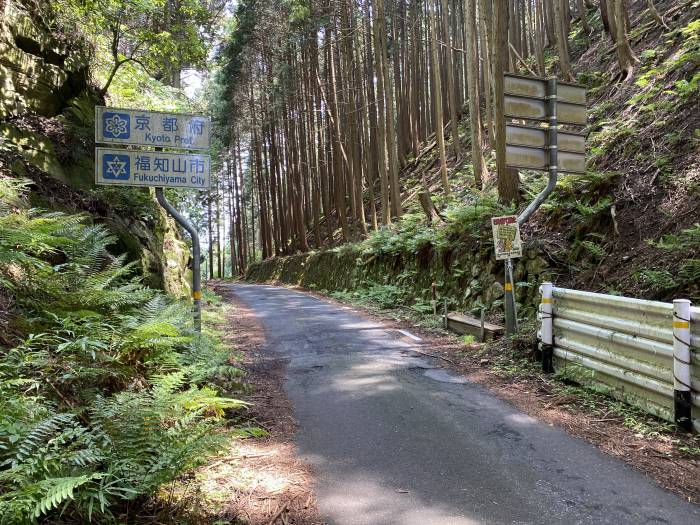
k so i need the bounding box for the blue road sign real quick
[102,112,131,140]
[95,148,210,190]
[102,152,131,180]
[95,107,211,150]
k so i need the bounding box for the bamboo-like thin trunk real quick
[465,0,487,187]
[440,0,461,158]
[430,1,450,195]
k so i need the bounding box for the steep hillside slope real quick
[248,1,700,317]
[531,0,699,299]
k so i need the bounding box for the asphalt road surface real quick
[232,283,699,525]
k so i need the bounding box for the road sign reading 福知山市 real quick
[491,215,523,260]
[95,147,210,190]
[95,107,211,150]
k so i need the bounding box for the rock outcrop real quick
[0,0,190,296]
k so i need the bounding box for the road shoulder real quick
[202,283,324,525]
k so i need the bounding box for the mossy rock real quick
[0,123,66,181]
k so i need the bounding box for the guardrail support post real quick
[673,299,692,431]
[539,282,554,373]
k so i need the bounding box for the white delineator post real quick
[540,282,554,373]
[672,299,692,431]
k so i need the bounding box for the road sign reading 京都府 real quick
[491,215,523,260]
[95,106,211,150]
[95,148,211,190]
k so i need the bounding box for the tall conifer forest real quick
[1,0,699,522]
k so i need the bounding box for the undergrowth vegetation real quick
[635,223,700,295]
[0,176,245,524]
[360,195,513,258]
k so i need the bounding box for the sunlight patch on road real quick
[321,474,482,525]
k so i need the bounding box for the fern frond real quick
[33,475,96,518]
[15,414,76,464]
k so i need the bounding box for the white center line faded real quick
[397,329,422,342]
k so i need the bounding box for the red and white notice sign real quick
[491,215,523,260]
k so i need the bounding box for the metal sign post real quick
[498,73,587,333]
[95,106,211,333]
[155,188,202,331]
[492,215,523,335]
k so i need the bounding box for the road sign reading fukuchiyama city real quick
[491,215,523,260]
[95,106,211,150]
[95,147,211,189]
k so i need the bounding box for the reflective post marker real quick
[672,299,692,431]
[155,187,202,333]
[539,282,554,373]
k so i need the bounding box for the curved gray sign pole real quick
[518,77,558,227]
[155,187,202,333]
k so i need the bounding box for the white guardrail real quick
[537,283,698,432]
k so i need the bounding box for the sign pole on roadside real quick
[497,73,587,334]
[491,216,522,335]
[155,188,202,332]
[504,257,517,334]
[95,106,211,333]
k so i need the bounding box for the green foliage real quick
[360,213,438,257]
[51,0,218,93]
[360,195,509,258]
[212,0,258,143]
[636,225,700,293]
[634,268,678,292]
[628,19,700,111]
[331,282,410,310]
[0,177,245,523]
[543,171,618,229]
[650,223,700,251]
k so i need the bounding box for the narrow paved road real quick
[231,284,699,525]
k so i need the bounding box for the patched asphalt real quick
[231,283,699,525]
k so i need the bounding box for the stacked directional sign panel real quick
[504,73,587,174]
[95,107,211,190]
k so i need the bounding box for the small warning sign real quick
[491,215,523,260]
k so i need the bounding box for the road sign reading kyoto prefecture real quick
[94,107,211,190]
[95,148,210,189]
[96,107,211,150]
